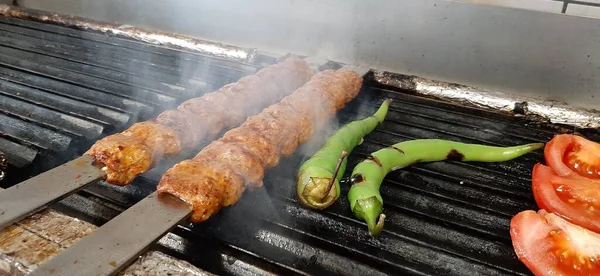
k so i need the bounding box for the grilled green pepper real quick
[348,139,544,237]
[296,99,392,210]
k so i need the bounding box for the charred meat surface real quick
[85,57,314,184]
[157,69,363,222]
[85,134,153,185]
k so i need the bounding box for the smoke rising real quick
[296,83,377,162]
[18,0,378,232]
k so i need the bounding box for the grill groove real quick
[0,15,255,183]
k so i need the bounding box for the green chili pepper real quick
[348,139,545,237]
[296,99,392,210]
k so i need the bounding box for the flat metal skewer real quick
[0,155,105,231]
[29,191,192,276]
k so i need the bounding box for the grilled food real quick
[157,69,363,222]
[86,57,314,184]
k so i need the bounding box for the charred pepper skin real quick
[296,99,392,210]
[348,139,545,237]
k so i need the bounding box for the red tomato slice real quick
[545,134,600,178]
[545,134,575,176]
[532,163,600,233]
[510,209,600,276]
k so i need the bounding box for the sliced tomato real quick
[510,209,600,276]
[545,134,600,179]
[532,163,600,233]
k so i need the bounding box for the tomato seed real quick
[579,255,587,265]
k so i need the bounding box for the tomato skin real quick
[532,163,600,233]
[510,210,563,276]
[545,134,576,177]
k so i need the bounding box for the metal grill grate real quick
[0,15,257,186]
[1,13,597,276]
[59,81,565,275]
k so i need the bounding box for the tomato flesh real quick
[511,210,600,276]
[532,163,600,233]
[564,135,600,179]
[554,176,600,210]
[545,134,600,178]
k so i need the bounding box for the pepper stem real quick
[324,150,348,198]
[353,196,385,237]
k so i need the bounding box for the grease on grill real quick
[0,151,6,181]
[0,4,255,62]
[446,149,465,161]
[513,101,529,115]
[372,70,600,128]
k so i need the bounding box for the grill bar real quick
[0,26,226,91]
[0,78,130,127]
[0,44,197,97]
[0,112,72,151]
[0,37,210,96]
[0,93,104,139]
[0,137,36,168]
[0,51,179,106]
[0,66,154,117]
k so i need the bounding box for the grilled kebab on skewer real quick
[158,69,363,222]
[85,57,314,184]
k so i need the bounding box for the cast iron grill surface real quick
[0,15,257,185]
[1,15,597,276]
[59,82,583,276]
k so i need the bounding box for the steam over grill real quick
[1,13,596,276]
[0,15,257,186]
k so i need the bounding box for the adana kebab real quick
[86,57,313,184]
[157,68,363,222]
[28,66,365,276]
[0,57,313,230]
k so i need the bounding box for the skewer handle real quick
[30,191,192,276]
[0,155,105,230]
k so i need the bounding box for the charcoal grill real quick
[0,3,599,276]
